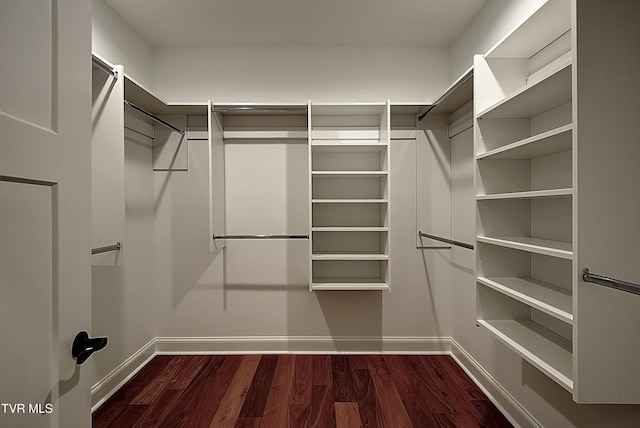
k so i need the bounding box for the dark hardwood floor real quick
[92,354,512,427]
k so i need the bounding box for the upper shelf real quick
[477,124,572,160]
[418,67,473,120]
[124,73,207,116]
[477,61,571,119]
[485,0,571,59]
[311,103,386,116]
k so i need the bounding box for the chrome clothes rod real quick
[213,234,309,240]
[418,231,474,250]
[124,100,186,136]
[91,242,121,255]
[92,56,118,79]
[582,268,640,296]
[418,69,473,122]
[212,106,307,114]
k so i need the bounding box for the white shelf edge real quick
[312,227,389,232]
[312,253,389,261]
[312,199,388,203]
[311,283,389,291]
[476,61,572,119]
[223,130,308,139]
[477,188,573,200]
[476,123,573,160]
[477,277,573,324]
[477,319,573,392]
[476,236,573,259]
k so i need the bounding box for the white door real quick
[0,1,94,426]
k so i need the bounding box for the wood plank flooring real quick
[93,354,512,428]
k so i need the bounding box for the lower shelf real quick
[477,276,573,323]
[312,281,389,291]
[477,319,573,392]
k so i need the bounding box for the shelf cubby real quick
[309,102,391,291]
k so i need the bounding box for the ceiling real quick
[105,0,487,47]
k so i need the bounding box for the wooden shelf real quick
[477,236,573,259]
[477,64,572,119]
[478,319,573,392]
[478,277,573,323]
[477,188,572,200]
[477,124,572,160]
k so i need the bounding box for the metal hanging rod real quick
[418,231,474,250]
[91,242,121,255]
[124,100,186,136]
[213,234,309,240]
[212,106,308,115]
[582,268,640,296]
[92,55,118,79]
[418,69,473,122]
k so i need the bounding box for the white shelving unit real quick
[474,0,575,395]
[309,102,391,291]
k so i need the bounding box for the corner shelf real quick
[477,60,572,120]
[477,276,572,323]
[477,319,573,392]
[474,0,575,395]
[476,188,572,200]
[476,236,573,260]
[476,123,572,161]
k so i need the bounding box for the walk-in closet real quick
[1,0,639,426]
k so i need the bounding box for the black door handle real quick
[72,331,108,365]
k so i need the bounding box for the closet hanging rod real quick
[92,56,118,79]
[213,234,309,240]
[418,231,474,250]
[582,268,640,296]
[418,69,473,122]
[124,100,186,136]
[91,242,121,255]
[212,106,308,114]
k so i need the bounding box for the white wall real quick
[449,0,545,80]
[153,126,452,344]
[92,0,154,89]
[152,45,449,104]
[91,112,158,398]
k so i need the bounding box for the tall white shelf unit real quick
[309,102,391,291]
[474,0,640,403]
[474,0,575,394]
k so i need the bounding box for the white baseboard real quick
[91,335,535,428]
[154,335,451,355]
[450,338,541,428]
[90,338,157,412]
